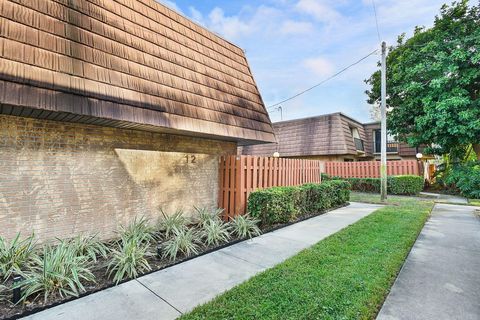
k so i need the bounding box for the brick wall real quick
[0,115,236,242]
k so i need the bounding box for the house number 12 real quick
[185,155,196,164]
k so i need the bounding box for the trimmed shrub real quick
[388,175,424,195]
[248,181,350,227]
[321,173,342,181]
[247,186,301,226]
[300,183,334,213]
[330,180,351,204]
[347,178,381,193]
[322,174,424,195]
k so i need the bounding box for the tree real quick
[365,1,480,159]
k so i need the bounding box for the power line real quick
[267,49,379,111]
[371,0,382,42]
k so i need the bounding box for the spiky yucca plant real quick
[67,234,107,263]
[195,207,224,227]
[158,210,189,238]
[19,241,95,303]
[118,216,154,243]
[230,214,261,239]
[107,234,152,284]
[162,227,201,261]
[200,219,231,247]
[0,233,36,280]
[0,284,7,302]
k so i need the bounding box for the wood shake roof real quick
[240,113,367,157]
[0,0,275,144]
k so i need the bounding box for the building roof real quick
[240,113,367,157]
[0,0,275,145]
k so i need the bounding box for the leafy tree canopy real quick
[365,1,480,159]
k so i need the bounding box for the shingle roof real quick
[0,0,275,144]
[240,113,367,156]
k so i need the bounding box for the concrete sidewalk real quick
[420,192,469,205]
[377,203,480,320]
[24,202,382,320]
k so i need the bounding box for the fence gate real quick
[218,156,322,218]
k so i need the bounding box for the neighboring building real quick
[0,0,274,241]
[240,113,423,161]
[363,122,423,161]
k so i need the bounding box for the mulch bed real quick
[0,203,348,320]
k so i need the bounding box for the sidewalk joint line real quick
[135,279,183,315]
[217,250,268,269]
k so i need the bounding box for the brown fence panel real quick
[324,160,420,178]
[218,156,323,218]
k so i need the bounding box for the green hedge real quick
[388,175,424,195]
[246,186,301,225]
[248,180,350,226]
[330,175,423,195]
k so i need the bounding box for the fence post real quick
[234,156,246,215]
[228,156,236,218]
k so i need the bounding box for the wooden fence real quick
[324,160,420,178]
[218,156,322,218]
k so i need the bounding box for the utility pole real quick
[380,41,388,201]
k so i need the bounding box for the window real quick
[350,127,364,151]
[374,129,398,153]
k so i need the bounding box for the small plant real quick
[19,241,95,303]
[67,234,107,263]
[229,214,261,239]
[107,235,152,285]
[195,207,224,227]
[118,216,154,243]
[0,233,37,280]
[0,284,7,302]
[162,227,201,261]
[158,210,189,238]
[200,219,231,247]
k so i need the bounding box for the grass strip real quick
[181,197,433,320]
[468,199,480,207]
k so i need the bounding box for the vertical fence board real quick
[228,156,236,218]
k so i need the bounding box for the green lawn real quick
[181,195,434,320]
[349,192,428,206]
[469,199,480,207]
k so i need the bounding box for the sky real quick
[158,0,448,123]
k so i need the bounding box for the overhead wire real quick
[267,34,480,113]
[371,0,382,43]
[267,49,379,111]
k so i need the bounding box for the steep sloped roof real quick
[0,0,275,144]
[240,113,367,156]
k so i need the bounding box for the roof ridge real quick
[273,112,366,126]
